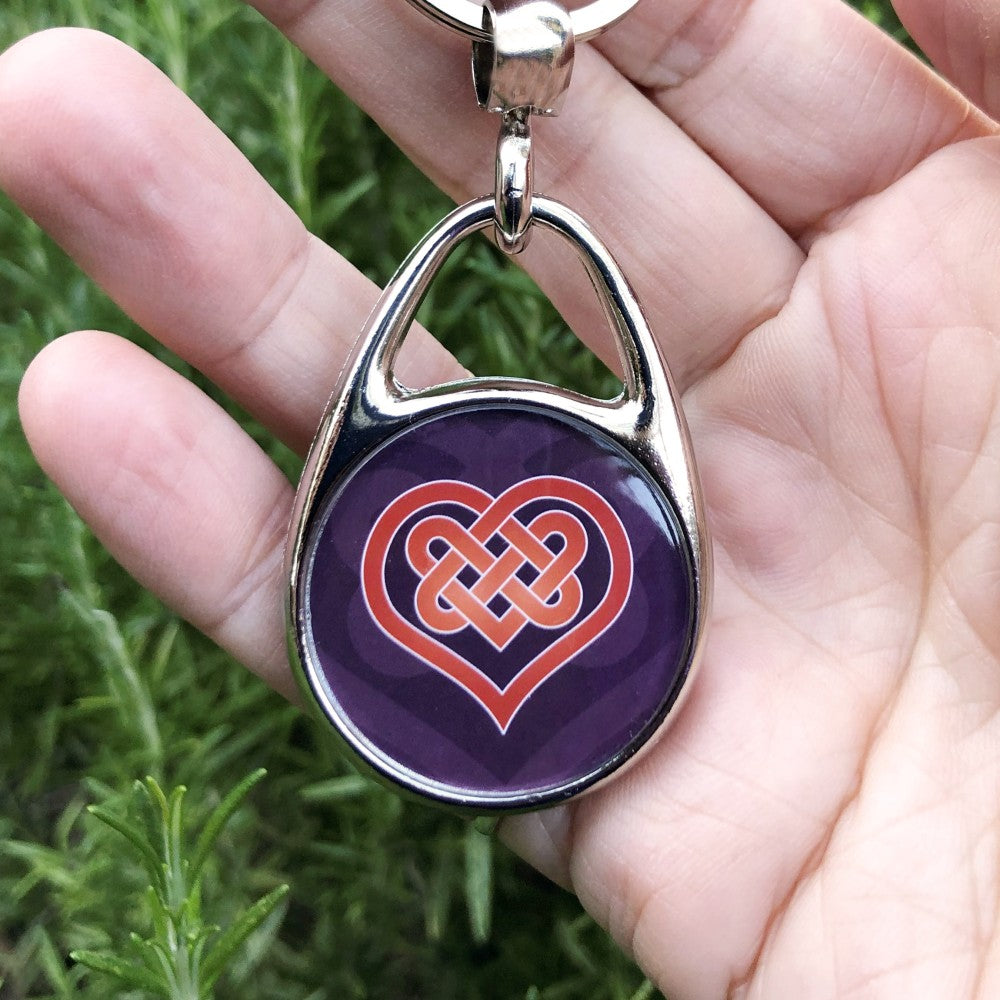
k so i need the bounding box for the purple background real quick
[303,407,693,799]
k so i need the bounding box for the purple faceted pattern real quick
[303,407,694,798]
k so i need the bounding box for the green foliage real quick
[73,772,288,1000]
[857,0,913,43]
[0,1,909,998]
[464,825,494,946]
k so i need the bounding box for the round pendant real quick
[298,404,695,809]
[287,197,710,813]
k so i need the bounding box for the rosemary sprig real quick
[72,771,288,1000]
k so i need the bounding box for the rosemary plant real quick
[71,771,288,1000]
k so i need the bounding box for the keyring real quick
[404,0,641,42]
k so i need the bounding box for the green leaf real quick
[423,841,454,943]
[199,883,290,991]
[141,937,178,986]
[298,774,370,802]
[190,768,266,885]
[87,804,163,891]
[130,929,168,976]
[168,783,187,867]
[627,981,656,1000]
[163,782,188,907]
[145,884,171,943]
[556,915,597,974]
[71,949,169,996]
[34,928,75,997]
[464,825,494,945]
[143,775,172,826]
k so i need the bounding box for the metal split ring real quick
[404,0,640,42]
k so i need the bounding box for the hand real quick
[3,2,999,996]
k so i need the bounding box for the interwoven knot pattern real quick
[406,505,587,650]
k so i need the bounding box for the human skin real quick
[2,0,1000,996]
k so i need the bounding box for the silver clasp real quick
[472,1,574,253]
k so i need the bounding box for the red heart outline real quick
[361,476,633,732]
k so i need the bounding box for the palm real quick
[549,157,1000,997]
[3,1,999,997]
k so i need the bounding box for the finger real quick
[594,0,996,238]
[0,28,461,454]
[18,331,295,696]
[245,0,804,389]
[893,0,1000,119]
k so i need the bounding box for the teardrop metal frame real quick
[286,195,711,813]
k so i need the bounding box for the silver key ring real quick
[404,0,641,42]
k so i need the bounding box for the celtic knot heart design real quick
[361,476,633,731]
[407,502,587,650]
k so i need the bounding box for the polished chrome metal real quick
[472,0,574,115]
[405,0,640,42]
[472,2,572,253]
[494,110,533,253]
[286,195,711,813]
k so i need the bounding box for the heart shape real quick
[361,476,633,731]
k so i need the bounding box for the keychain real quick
[285,0,711,813]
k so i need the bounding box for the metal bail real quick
[473,1,573,253]
[494,109,533,254]
[472,0,575,116]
